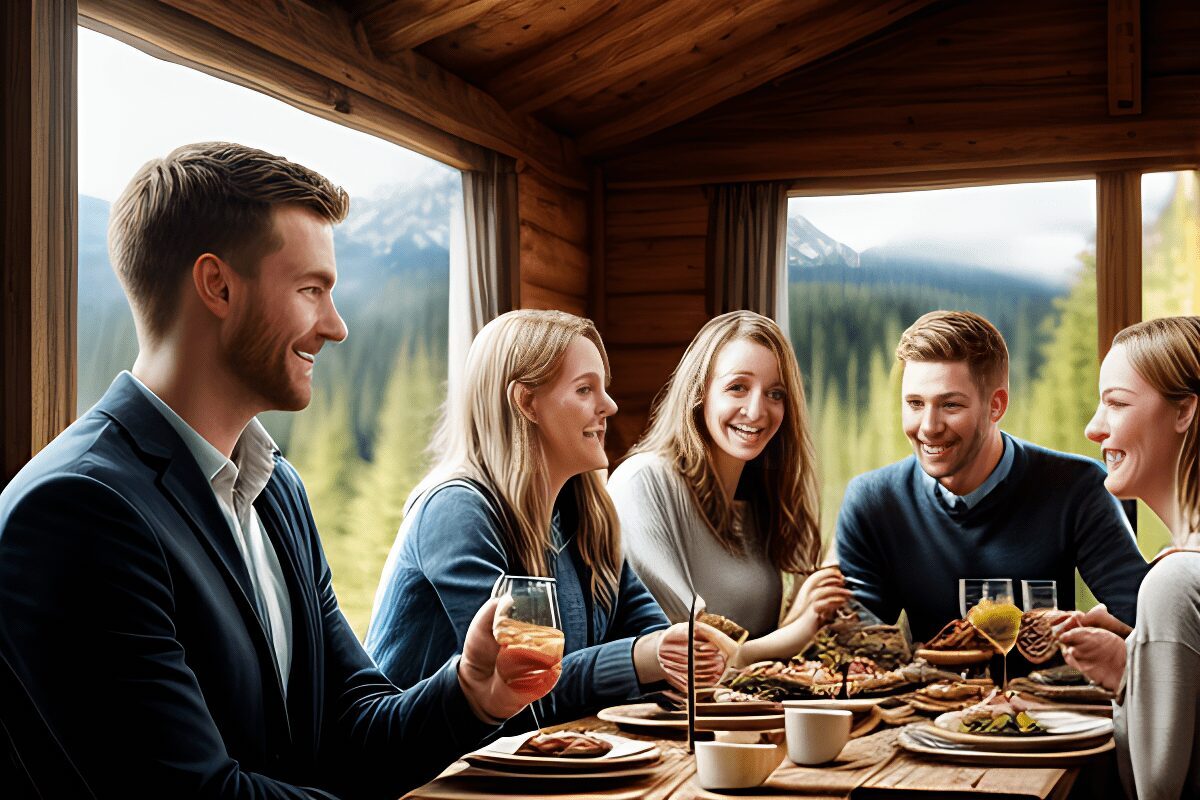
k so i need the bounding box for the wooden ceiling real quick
[334,0,942,157]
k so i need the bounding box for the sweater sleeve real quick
[1114,556,1200,800]
[1069,464,1150,626]
[835,475,900,627]
[608,456,695,624]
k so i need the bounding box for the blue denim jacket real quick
[365,480,670,726]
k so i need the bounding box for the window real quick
[1137,170,1200,556]
[78,29,459,636]
[788,181,1101,606]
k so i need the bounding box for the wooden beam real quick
[109,0,585,189]
[605,117,1200,189]
[1096,171,1142,358]
[487,0,798,116]
[588,166,607,332]
[1108,0,1141,115]
[577,0,939,156]
[2,0,77,483]
[361,0,509,57]
[80,1,492,173]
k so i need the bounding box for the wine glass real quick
[491,575,564,732]
[960,578,1020,688]
[1021,579,1058,612]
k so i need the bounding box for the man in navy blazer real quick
[0,143,557,799]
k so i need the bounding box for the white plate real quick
[598,702,687,731]
[782,697,886,712]
[899,727,1115,766]
[928,710,1113,751]
[465,732,658,770]
[462,762,662,782]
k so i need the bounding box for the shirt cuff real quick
[591,637,642,700]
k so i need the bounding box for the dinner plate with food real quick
[464,730,660,771]
[925,689,1112,751]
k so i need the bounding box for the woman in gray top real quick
[1057,316,1200,800]
[609,311,850,665]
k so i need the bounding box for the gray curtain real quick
[449,152,520,389]
[706,182,790,335]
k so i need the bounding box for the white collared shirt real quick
[128,372,293,693]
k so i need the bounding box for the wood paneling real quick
[575,0,939,154]
[518,167,590,316]
[360,0,509,56]
[603,186,710,456]
[136,0,585,188]
[2,0,76,484]
[1096,171,1142,356]
[603,0,1200,187]
[1108,0,1141,115]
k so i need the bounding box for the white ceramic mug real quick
[694,741,781,790]
[785,708,852,765]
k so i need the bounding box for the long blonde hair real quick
[419,309,622,608]
[1113,316,1200,538]
[628,311,821,572]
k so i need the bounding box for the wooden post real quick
[1108,0,1141,116]
[2,0,78,485]
[1095,171,1142,359]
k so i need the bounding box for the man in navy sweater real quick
[835,310,1149,644]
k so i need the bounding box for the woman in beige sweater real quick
[608,311,850,666]
[1057,316,1200,800]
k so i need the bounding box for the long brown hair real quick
[628,311,821,572]
[417,309,622,609]
[1113,316,1200,538]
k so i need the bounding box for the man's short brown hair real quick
[896,310,1009,392]
[108,142,350,339]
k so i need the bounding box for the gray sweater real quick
[608,452,783,638]
[1115,551,1200,800]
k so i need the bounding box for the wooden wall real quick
[602,0,1200,188]
[602,186,710,459]
[518,166,589,316]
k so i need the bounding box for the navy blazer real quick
[0,374,495,799]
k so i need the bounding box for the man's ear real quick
[1176,393,1198,434]
[510,381,538,425]
[990,386,1009,423]
[193,253,233,319]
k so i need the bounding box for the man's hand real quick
[1057,626,1127,693]
[457,598,560,723]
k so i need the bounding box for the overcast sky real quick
[78,28,451,203]
[791,174,1177,284]
[80,26,1178,285]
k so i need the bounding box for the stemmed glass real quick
[1021,579,1058,612]
[491,575,564,732]
[960,578,1021,689]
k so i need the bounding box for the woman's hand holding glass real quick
[458,597,561,723]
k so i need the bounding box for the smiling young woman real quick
[1050,316,1200,800]
[364,309,727,727]
[608,311,850,666]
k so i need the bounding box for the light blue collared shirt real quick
[925,432,1015,512]
[127,372,293,691]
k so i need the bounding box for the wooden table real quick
[402,715,1106,800]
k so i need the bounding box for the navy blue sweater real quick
[835,435,1150,643]
[365,481,670,727]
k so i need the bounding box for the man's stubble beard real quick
[224,304,310,412]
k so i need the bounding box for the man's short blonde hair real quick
[896,310,1009,393]
[108,142,349,339]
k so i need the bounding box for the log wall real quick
[518,166,589,316]
[603,0,1200,188]
[602,186,709,459]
